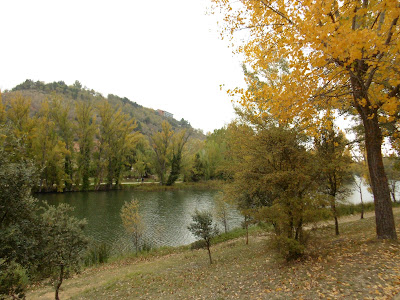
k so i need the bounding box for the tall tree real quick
[120,198,144,253]
[166,129,191,185]
[212,0,400,239]
[33,99,69,192]
[150,121,173,185]
[315,126,354,235]
[50,94,75,191]
[226,121,322,259]
[5,93,36,159]
[0,91,5,124]
[40,204,88,300]
[95,101,140,188]
[75,100,96,191]
[383,155,400,203]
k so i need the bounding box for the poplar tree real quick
[150,121,173,185]
[75,101,96,191]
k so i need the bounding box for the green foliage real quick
[191,128,230,181]
[0,134,88,299]
[84,242,112,266]
[166,129,190,185]
[150,121,173,185]
[188,210,219,264]
[336,202,375,217]
[120,198,144,253]
[271,235,306,261]
[315,126,354,235]
[95,101,141,189]
[225,120,324,260]
[383,155,400,203]
[214,192,230,233]
[0,261,29,299]
[0,133,42,270]
[75,100,96,191]
[211,227,250,244]
[190,239,207,250]
[2,81,205,192]
[40,203,88,299]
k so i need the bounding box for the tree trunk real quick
[331,202,340,235]
[207,244,213,264]
[223,216,227,234]
[334,216,339,236]
[351,69,397,240]
[358,180,364,219]
[360,196,364,219]
[55,264,64,300]
[360,109,397,239]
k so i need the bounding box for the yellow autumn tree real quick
[0,91,5,124]
[212,0,399,239]
[120,198,144,253]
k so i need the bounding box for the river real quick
[36,189,243,253]
[36,179,396,253]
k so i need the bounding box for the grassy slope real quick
[28,210,400,300]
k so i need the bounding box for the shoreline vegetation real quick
[33,180,226,194]
[27,208,400,300]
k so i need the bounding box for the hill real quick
[27,209,400,299]
[3,79,205,139]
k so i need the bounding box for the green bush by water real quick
[84,243,112,266]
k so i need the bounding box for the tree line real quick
[0,91,225,192]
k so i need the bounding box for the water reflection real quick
[36,179,388,253]
[36,190,243,253]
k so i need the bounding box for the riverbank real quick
[28,209,400,299]
[121,180,225,192]
[33,180,225,194]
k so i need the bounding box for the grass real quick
[28,208,400,299]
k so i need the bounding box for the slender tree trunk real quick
[334,216,339,236]
[245,215,249,245]
[55,264,64,300]
[357,177,365,219]
[390,182,397,203]
[331,202,340,235]
[207,244,213,264]
[360,188,364,219]
[223,216,227,234]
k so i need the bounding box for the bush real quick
[190,239,207,250]
[0,261,29,299]
[84,242,112,266]
[272,236,305,261]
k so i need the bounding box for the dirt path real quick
[317,207,400,227]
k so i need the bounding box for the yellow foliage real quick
[211,0,400,135]
[120,198,144,236]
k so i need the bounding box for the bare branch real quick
[259,0,294,25]
[385,16,399,45]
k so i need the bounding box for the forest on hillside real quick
[0,80,231,192]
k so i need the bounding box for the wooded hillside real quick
[4,79,204,138]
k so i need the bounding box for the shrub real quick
[0,261,29,299]
[84,242,112,266]
[272,236,305,261]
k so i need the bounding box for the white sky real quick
[0,0,245,134]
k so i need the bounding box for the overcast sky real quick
[0,0,245,133]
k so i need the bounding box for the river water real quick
[36,180,394,253]
[36,189,243,253]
